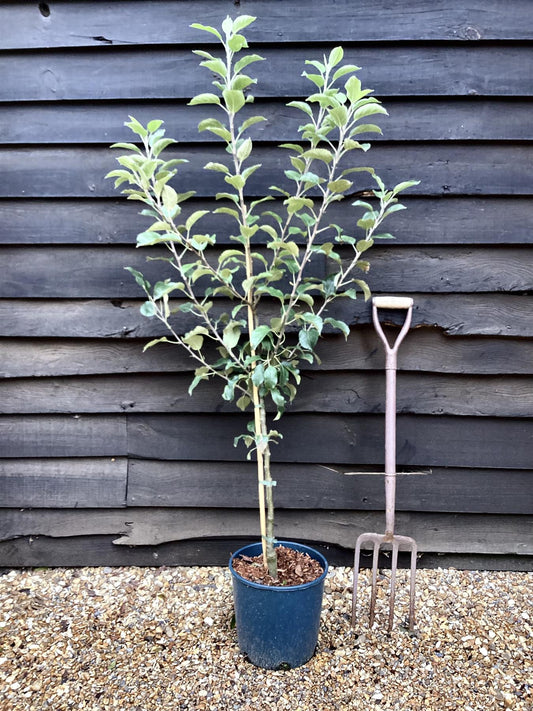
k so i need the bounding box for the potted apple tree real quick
[106,14,417,669]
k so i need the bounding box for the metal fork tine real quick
[388,541,399,632]
[368,541,380,627]
[408,542,417,631]
[351,538,363,625]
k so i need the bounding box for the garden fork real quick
[351,296,417,632]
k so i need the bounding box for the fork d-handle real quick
[372,296,414,538]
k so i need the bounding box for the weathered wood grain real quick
[3,329,533,378]
[3,197,532,246]
[1,535,530,570]
[1,507,530,555]
[2,371,532,418]
[0,458,127,508]
[127,413,533,469]
[4,99,533,144]
[2,144,533,198]
[1,295,531,338]
[0,415,127,458]
[127,460,533,514]
[2,245,531,298]
[1,46,531,102]
[3,0,532,49]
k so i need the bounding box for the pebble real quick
[0,565,531,710]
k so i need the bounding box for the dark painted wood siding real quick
[1,0,532,568]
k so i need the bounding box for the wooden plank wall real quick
[0,0,532,568]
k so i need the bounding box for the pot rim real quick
[229,540,329,592]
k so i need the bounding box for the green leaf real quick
[140,301,157,317]
[303,72,325,88]
[328,46,344,67]
[329,104,349,127]
[235,53,265,73]
[143,336,172,351]
[153,280,182,299]
[183,326,209,350]
[223,379,237,401]
[109,142,142,154]
[199,57,227,78]
[239,115,267,132]
[232,74,256,91]
[270,388,286,415]
[349,123,383,136]
[286,101,313,118]
[356,238,374,253]
[188,93,221,106]
[190,22,222,39]
[225,174,245,190]
[345,75,364,103]
[233,15,257,32]
[223,322,241,350]
[393,180,421,194]
[324,318,350,339]
[125,116,148,138]
[237,137,253,161]
[285,196,314,215]
[353,104,388,121]
[198,118,227,134]
[328,179,352,193]
[301,148,333,164]
[136,230,167,246]
[242,163,261,182]
[332,64,361,82]
[162,185,178,213]
[264,365,278,389]
[251,325,271,349]
[252,363,264,386]
[185,210,209,232]
[228,33,248,52]
[279,143,304,155]
[147,119,164,133]
[215,207,240,221]
[298,328,319,350]
[354,279,371,300]
[125,267,149,291]
[205,161,230,174]
[384,204,407,217]
[223,89,246,113]
[236,394,251,411]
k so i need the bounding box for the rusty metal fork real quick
[351,296,417,632]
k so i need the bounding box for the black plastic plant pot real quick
[229,541,329,670]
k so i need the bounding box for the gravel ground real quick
[0,564,531,710]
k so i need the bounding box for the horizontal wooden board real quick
[2,245,531,298]
[0,458,127,508]
[4,99,533,144]
[2,371,532,418]
[2,197,531,246]
[0,412,530,469]
[3,329,533,378]
[1,46,532,102]
[1,507,530,555]
[127,413,533,470]
[1,535,530,570]
[1,294,532,338]
[127,460,533,514]
[4,0,533,48]
[0,415,127,458]
[3,144,533,198]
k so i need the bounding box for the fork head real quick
[352,532,417,632]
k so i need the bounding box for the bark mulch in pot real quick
[232,545,324,586]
